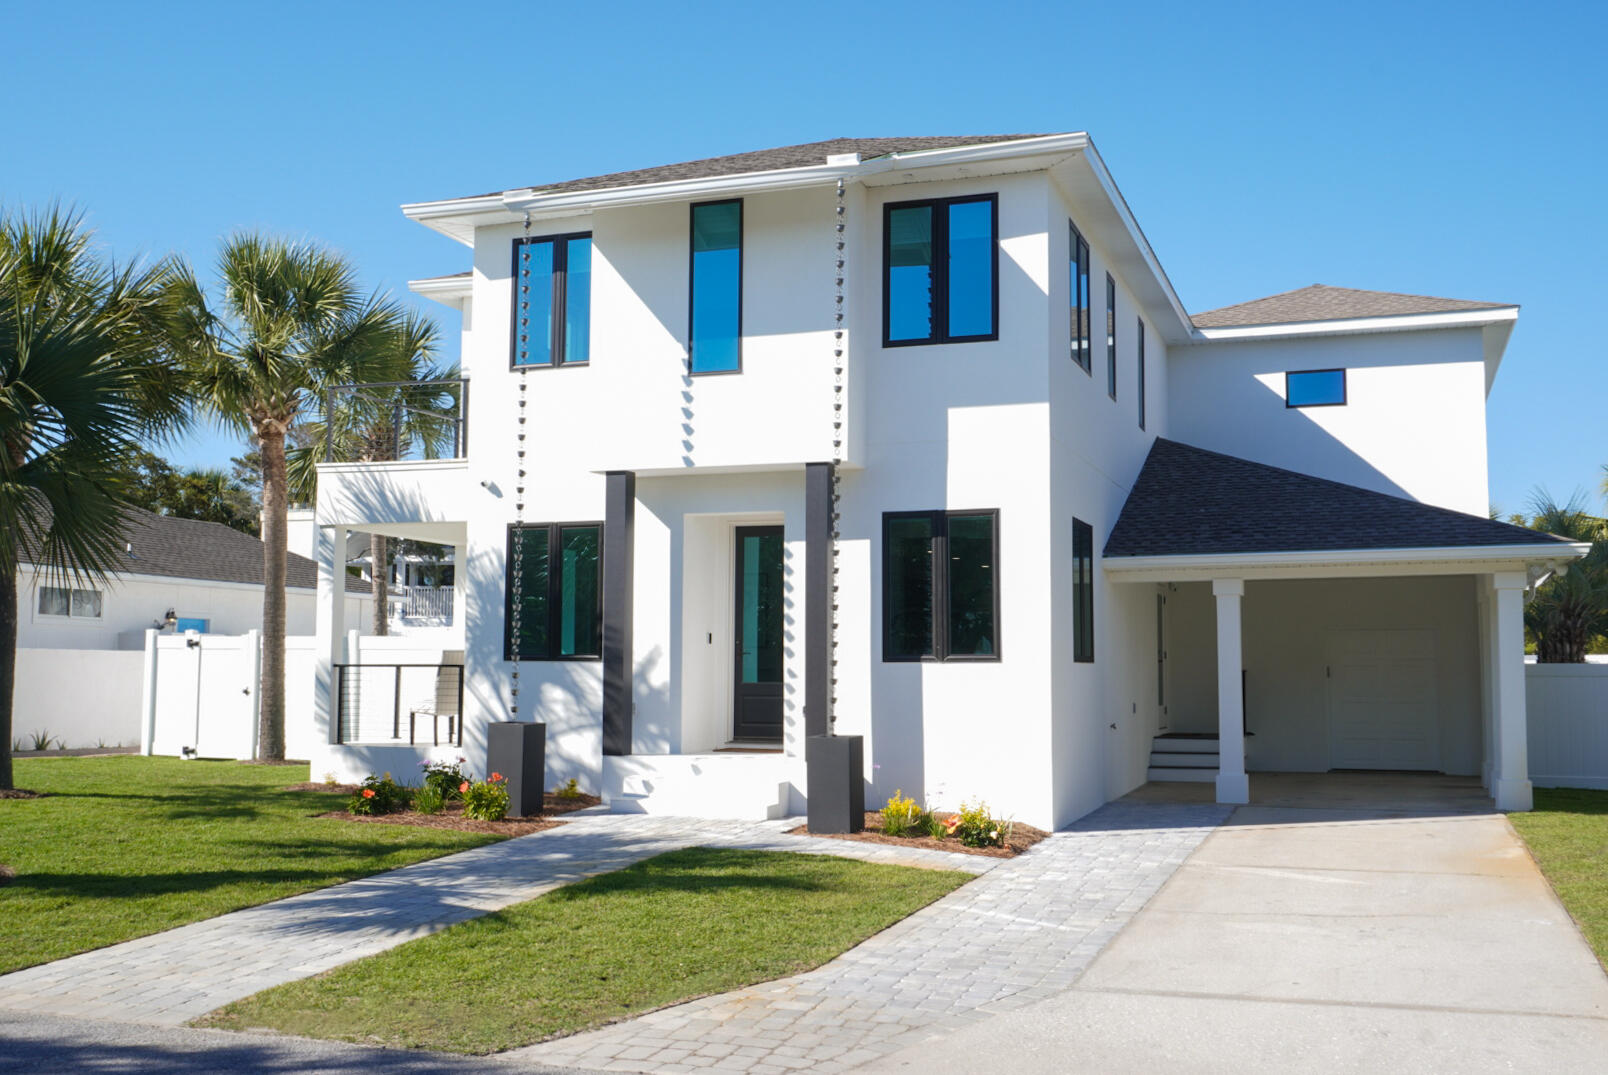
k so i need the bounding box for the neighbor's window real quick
[175,617,209,633]
[1073,518,1094,662]
[1136,317,1147,430]
[1286,368,1346,407]
[884,194,998,345]
[1070,222,1091,372]
[882,510,999,661]
[690,199,743,373]
[505,523,602,659]
[1105,273,1118,399]
[38,585,102,619]
[511,232,592,367]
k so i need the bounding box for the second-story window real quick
[511,232,591,368]
[690,199,743,374]
[1070,222,1091,372]
[1137,317,1147,430]
[1105,273,1118,399]
[884,194,998,346]
[1286,368,1347,407]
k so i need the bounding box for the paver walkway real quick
[511,801,1229,1073]
[0,812,995,1027]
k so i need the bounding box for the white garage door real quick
[1326,628,1440,771]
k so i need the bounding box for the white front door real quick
[1326,628,1440,771]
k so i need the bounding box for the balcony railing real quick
[386,585,455,628]
[323,378,467,464]
[335,662,464,746]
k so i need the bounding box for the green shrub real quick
[922,812,949,840]
[413,785,445,815]
[462,774,510,822]
[554,777,583,800]
[948,800,1010,848]
[881,790,928,837]
[348,773,411,816]
[420,758,470,801]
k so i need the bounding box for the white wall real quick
[12,648,144,748]
[1528,664,1608,789]
[1168,328,1491,515]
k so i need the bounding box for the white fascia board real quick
[400,194,515,246]
[408,274,472,308]
[1102,541,1589,583]
[1188,305,1519,344]
[1077,140,1195,341]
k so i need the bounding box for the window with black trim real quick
[884,194,998,345]
[1136,317,1147,430]
[1286,368,1346,408]
[1105,273,1118,399]
[1073,518,1094,662]
[1070,222,1091,372]
[505,523,602,659]
[690,199,742,374]
[882,510,999,661]
[510,232,592,367]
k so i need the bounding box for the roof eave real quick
[408,274,473,308]
[1188,305,1519,342]
[1102,540,1587,583]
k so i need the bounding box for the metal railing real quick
[323,378,468,464]
[335,663,464,746]
[386,586,455,627]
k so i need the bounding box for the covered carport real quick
[1104,440,1587,811]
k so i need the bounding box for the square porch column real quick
[602,471,635,757]
[804,461,833,738]
[1490,571,1533,811]
[1213,578,1249,804]
[314,525,350,746]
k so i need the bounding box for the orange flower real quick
[459,781,470,793]
[362,788,375,799]
[490,772,502,782]
[944,816,959,834]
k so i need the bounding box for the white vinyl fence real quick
[1527,663,1608,789]
[12,648,145,749]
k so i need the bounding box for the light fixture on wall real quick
[154,608,176,632]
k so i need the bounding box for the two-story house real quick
[307,133,1584,828]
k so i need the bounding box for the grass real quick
[199,846,969,1054]
[1509,787,1608,965]
[0,756,502,974]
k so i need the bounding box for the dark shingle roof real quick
[1105,439,1571,558]
[479,135,1046,199]
[1190,284,1515,329]
[103,509,365,592]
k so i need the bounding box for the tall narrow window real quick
[505,523,602,659]
[1073,518,1094,663]
[1105,273,1118,399]
[1070,222,1091,372]
[884,194,997,345]
[511,233,592,368]
[690,199,742,373]
[1136,317,1147,430]
[882,510,999,661]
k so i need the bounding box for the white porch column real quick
[314,525,350,747]
[1477,584,1496,791]
[1490,571,1533,811]
[1213,578,1249,804]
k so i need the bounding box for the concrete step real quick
[601,752,804,820]
[1149,752,1220,768]
[1151,735,1221,754]
[1147,766,1218,783]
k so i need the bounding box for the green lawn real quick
[0,756,501,974]
[199,846,969,1054]
[1510,787,1608,965]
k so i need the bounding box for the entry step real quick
[1146,767,1217,783]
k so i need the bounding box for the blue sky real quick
[5,0,1603,515]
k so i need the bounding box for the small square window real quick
[884,195,998,346]
[1286,369,1346,407]
[505,523,602,659]
[882,510,1000,661]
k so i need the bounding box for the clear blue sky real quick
[5,0,1602,515]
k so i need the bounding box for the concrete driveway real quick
[863,801,1608,1073]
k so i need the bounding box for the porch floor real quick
[1122,771,1495,816]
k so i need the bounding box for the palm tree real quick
[1525,490,1608,663]
[174,235,433,761]
[0,206,189,789]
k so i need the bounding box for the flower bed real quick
[789,791,1049,858]
[317,791,602,835]
[789,812,1048,857]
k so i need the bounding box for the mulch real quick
[315,791,604,836]
[0,789,46,800]
[787,812,1050,858]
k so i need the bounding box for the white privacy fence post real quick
[140,628,159,755]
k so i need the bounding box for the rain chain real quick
[830,178,846,732]
[510,212,533,721]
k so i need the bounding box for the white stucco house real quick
[306,133,1586,826]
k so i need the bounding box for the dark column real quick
[487,721,545,817]
[602,470,635,756]
[804,461,834,738]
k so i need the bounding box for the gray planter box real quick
[487,721,546,817]
[806,734,864,833]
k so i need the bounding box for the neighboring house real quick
[307,133,1586,825]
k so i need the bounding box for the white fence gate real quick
[147,631,261,760]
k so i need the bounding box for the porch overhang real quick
[1103,542,1588,584]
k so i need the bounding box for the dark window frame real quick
[881,193,1000,347]
[1285,368,1347,408]
[1070,221,1091,373]
[688,198,744,377]
[1105,272,1118,399]
[1073,518,1094,663]
[1136,316,1147,430]
[881,508,1001,663]
[508,231,592,370]
[503,521,605,661]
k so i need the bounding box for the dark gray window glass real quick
[884,195,996,345]
[887,205,934,343]
[511,232,590,367]
[38,586,70,617]
[507,523,602,659]
[739,529,785,683]
[947,513,997,657]
[1070,223,1091,372]
[883,514,934,658]
[1106,273,1118,399]
[690,200,742,373]
[1286,368,1346,407]
[1137,317,1147,430]
[1073,518,1094,663]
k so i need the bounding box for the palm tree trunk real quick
[371,532,389,636]
[258,424,289,761]
[0,568,16,789]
